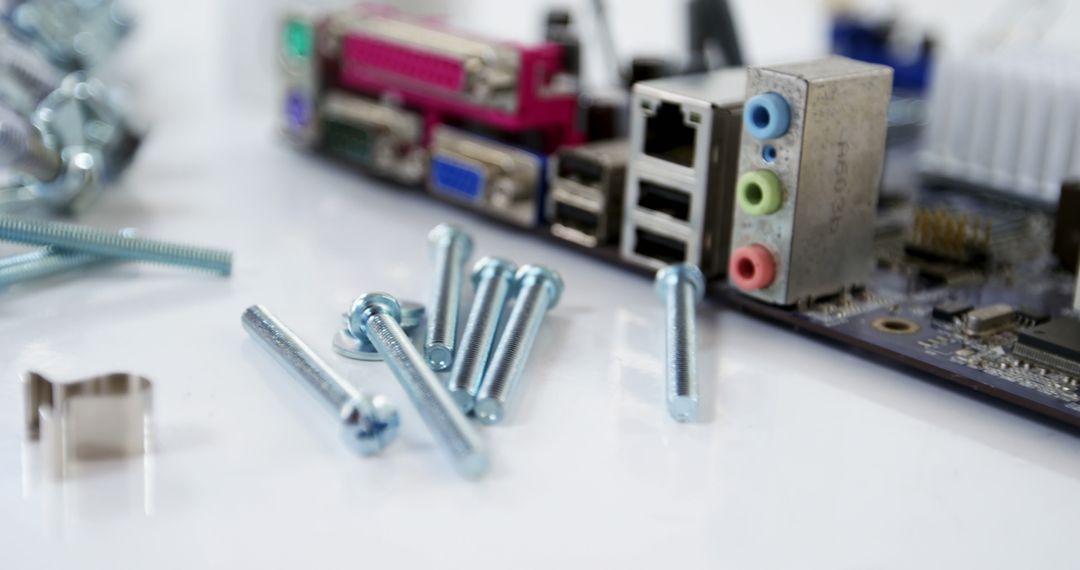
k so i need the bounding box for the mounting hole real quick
[872,317,921,335]
[737,257,756,280]
[762,145,777,163]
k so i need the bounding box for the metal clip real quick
[24,371,152,479]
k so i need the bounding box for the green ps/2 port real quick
[284,20,313,60]
[736,170,783,216]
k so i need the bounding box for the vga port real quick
[427,126,545,227]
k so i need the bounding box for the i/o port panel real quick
[320,91,426,184]
[729,56,892,305]
[547,139,628,248]
[428,125,546,228]
[620,70,745,276]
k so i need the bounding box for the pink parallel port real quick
[344,36,466,92]
[337,30,583,152]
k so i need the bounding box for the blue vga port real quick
[431,154,486,202]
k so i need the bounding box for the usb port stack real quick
[547,140,629,248]
[620,70,746,276]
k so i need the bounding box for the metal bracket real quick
[23,371,152,478]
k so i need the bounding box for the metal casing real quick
[731,57,892,305]
[547,139,629,248]
[620,70,745,275]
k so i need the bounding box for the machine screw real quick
[475,265,564,425]
[335,299,425,361]
[0,215,232,275]
[350,292,488,479]
[446,256,516,413]
[0,227,133,287]
[654,263,705,422]
[242,305,400,456]
[425,224,473,371]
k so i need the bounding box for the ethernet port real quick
[557,153,605,188]
[553,201,601,239]
[633,229,686,265]
[643,101,697,167]
[637,179,690,221]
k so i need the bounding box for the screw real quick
[446,256,516,413]
[0,34,63,110]
[242,305,400,456]
[475,265,564,425]
[425,224,473,371]
[0,104,62,182]
[350,292,488,479]
[0,215,232,275]
[335,299,425,361]
[0,227,133,287]
[654,263,705,422]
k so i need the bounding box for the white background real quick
[2,0,1080,568]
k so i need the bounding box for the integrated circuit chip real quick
[1013,318,1080,377]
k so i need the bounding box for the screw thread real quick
[664,278,700,421]
[425,238,468,370]
[364,307,488,479]
[447,265,515,411]
[0,215,232,275]
[243,305,357,411]
[475,277,555,423]
[0,247,101,287]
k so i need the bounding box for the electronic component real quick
[920,53,1080,203]
[963,303,1017,336]
[428,125,545,228]
[1013,318,1080,377]
[729,56,892,305]
[334,7,582,153]
[547,139,628,248]
[1054,180,1080,272]
[320,90,426,184]
[907,208,991,265]
[932,301,973,322]
[278,12,322,146]
[620,69,745,275]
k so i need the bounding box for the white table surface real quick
[3,1,1080,569]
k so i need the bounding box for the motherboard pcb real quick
[718,187,1080,428]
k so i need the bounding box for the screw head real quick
[332,329,382,361]
[471,256,517,288]
[427,223,473,260]
[347,292,402,341]
[654,263,706,302]
[339,394,400,456]
[516,264,564,308]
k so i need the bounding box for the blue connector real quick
[744,92,791,140]
[431,154,486,202]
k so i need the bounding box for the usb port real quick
[553,201,601,238]
[637,179,690,221]
[644,101,697,167]
[633,229,686,265]
[557,154,605,188]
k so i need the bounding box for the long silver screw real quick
[0,104,62,182]
[0,216,232,275]
[475,265,564,425]
[0,227,133,287]
[350,293,488,479]
[446,257,516,413]
[654,263,705,422]
[242,305,400,455]
[424,224,473,370]
[0,34,63,108]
